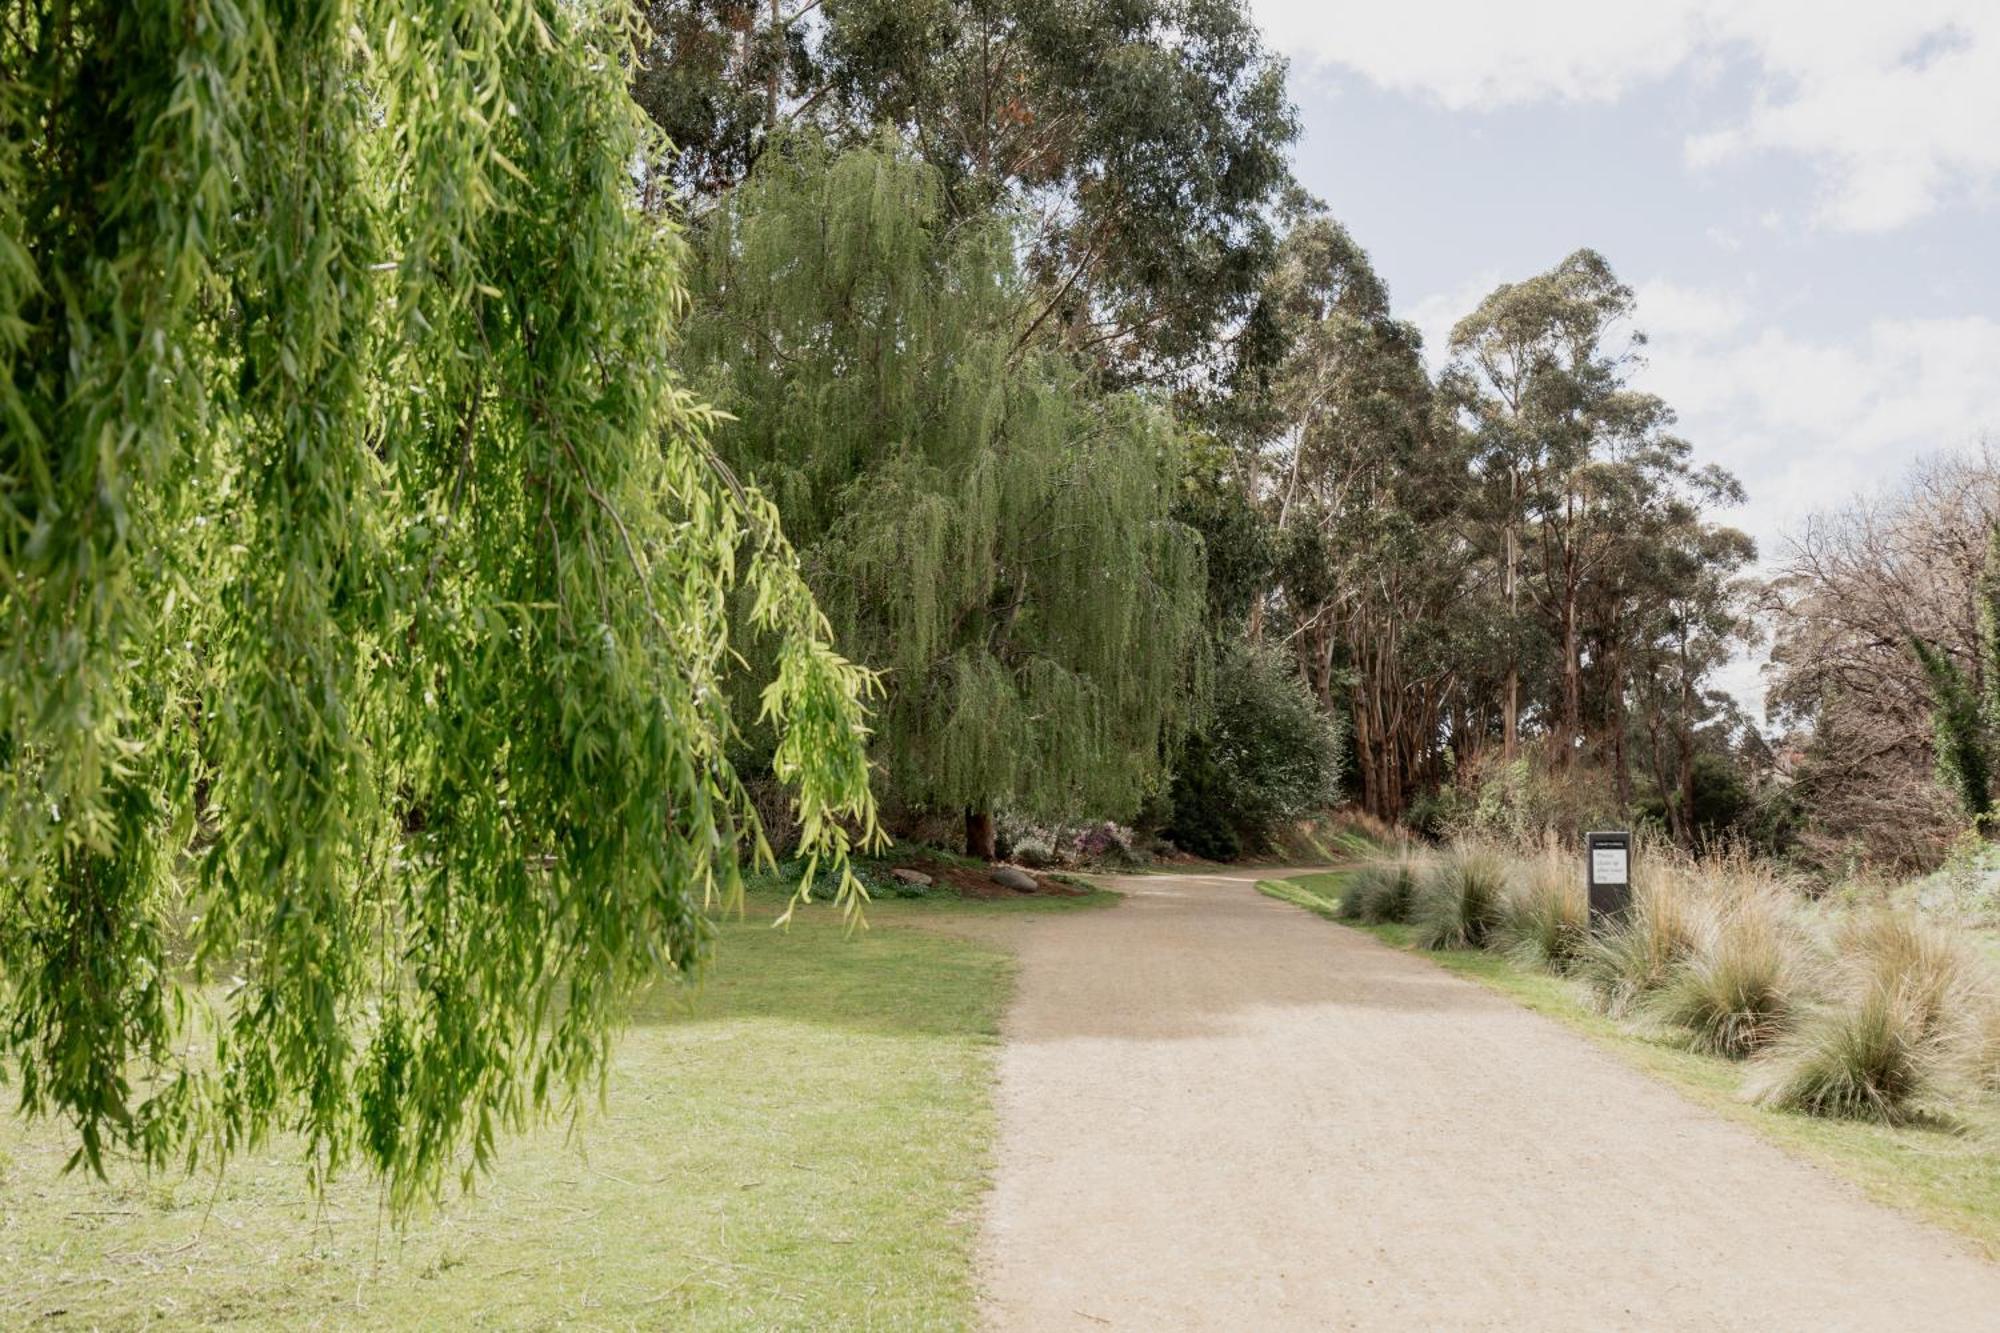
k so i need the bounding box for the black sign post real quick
[1585,830,1633,928]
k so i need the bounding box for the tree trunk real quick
[1560,584,1581,765]
[1503,516,1520,762]
[1610,683,1631,811]
[1676,638,1698,848]
[1644,716,1687,847]
[1605,634,1631,810]
[964,807,996,861]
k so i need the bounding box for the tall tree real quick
[1909,520,2000,830]
[1245,214,1466,821]
[633,0,1299,379]
[683,136,1206,856]
[1625,520,1757,846]
[1441,249,1641,764]
[1,0,876,1204]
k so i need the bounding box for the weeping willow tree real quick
[685,138,1205,856]
[0,0,877,1206]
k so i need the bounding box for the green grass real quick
[0,895,1056,1330]
[1260,871,2000,1259]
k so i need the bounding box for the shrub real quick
[1166,643,1344,859]
[1498,853,1589,973]
[1414,848,1508,950]
[1339,857,1421,925]
[1423,744,1621,849]
[1578,869,1710,1015]
[1071,821,1142,867]
[1651,901,1802,1057]
[1012,833,1058,868]
[1748,985,1938,1123]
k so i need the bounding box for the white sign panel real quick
[1591,847,1629,885]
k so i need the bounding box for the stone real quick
[991,865,1039,892]
[890,868,933,887]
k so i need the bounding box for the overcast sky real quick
[1248,1,2000,713]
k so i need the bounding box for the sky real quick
[1247,0,2000,715]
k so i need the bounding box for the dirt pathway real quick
[963,867,2000,1331]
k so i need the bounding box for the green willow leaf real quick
[0,0,878,1210]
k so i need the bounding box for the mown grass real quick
[1260,870,2000,1259]
[0,892,1058,1330]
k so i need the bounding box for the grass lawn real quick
[0,884,1104,1330]
[1261,870,2000,1259]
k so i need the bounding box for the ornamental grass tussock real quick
[1649,895,1804,1058]
[1969,1004,2000,1093]
[1339,856,1423,925]
[1414,847,1508,950]
[1497,849,1590,974]
[1361,838,2000,1128]
[1748,983,1942,1124]
[1748,911,1981,1123]
[1577,866,1712,1017]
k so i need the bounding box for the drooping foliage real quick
[0,0,877,1205]
[684,137,1205,839]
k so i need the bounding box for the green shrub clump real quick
[1166,644,1344,860]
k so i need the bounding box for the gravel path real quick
[964,866,2000,1331]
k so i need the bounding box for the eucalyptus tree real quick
[633,0,1299,380]
[1625,520,1757,846]
[1576,446,1748,807]
[1242,213,1469,820]
[1441,250,1642,762]
[684,136,1206,858]
[1,0,877,1204]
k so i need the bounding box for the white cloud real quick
[1633,285,2000,718]
[1405,269,1502,369]
[1633,300,2000,565]
[1630,279,1748,343]
[1253,0,2000,231]
[1253,1,1702,107]
[1408,276,2000,556]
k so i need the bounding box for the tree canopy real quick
[634,0,1299,379]
[683,136,1206,852]
[1,0,876,1205]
